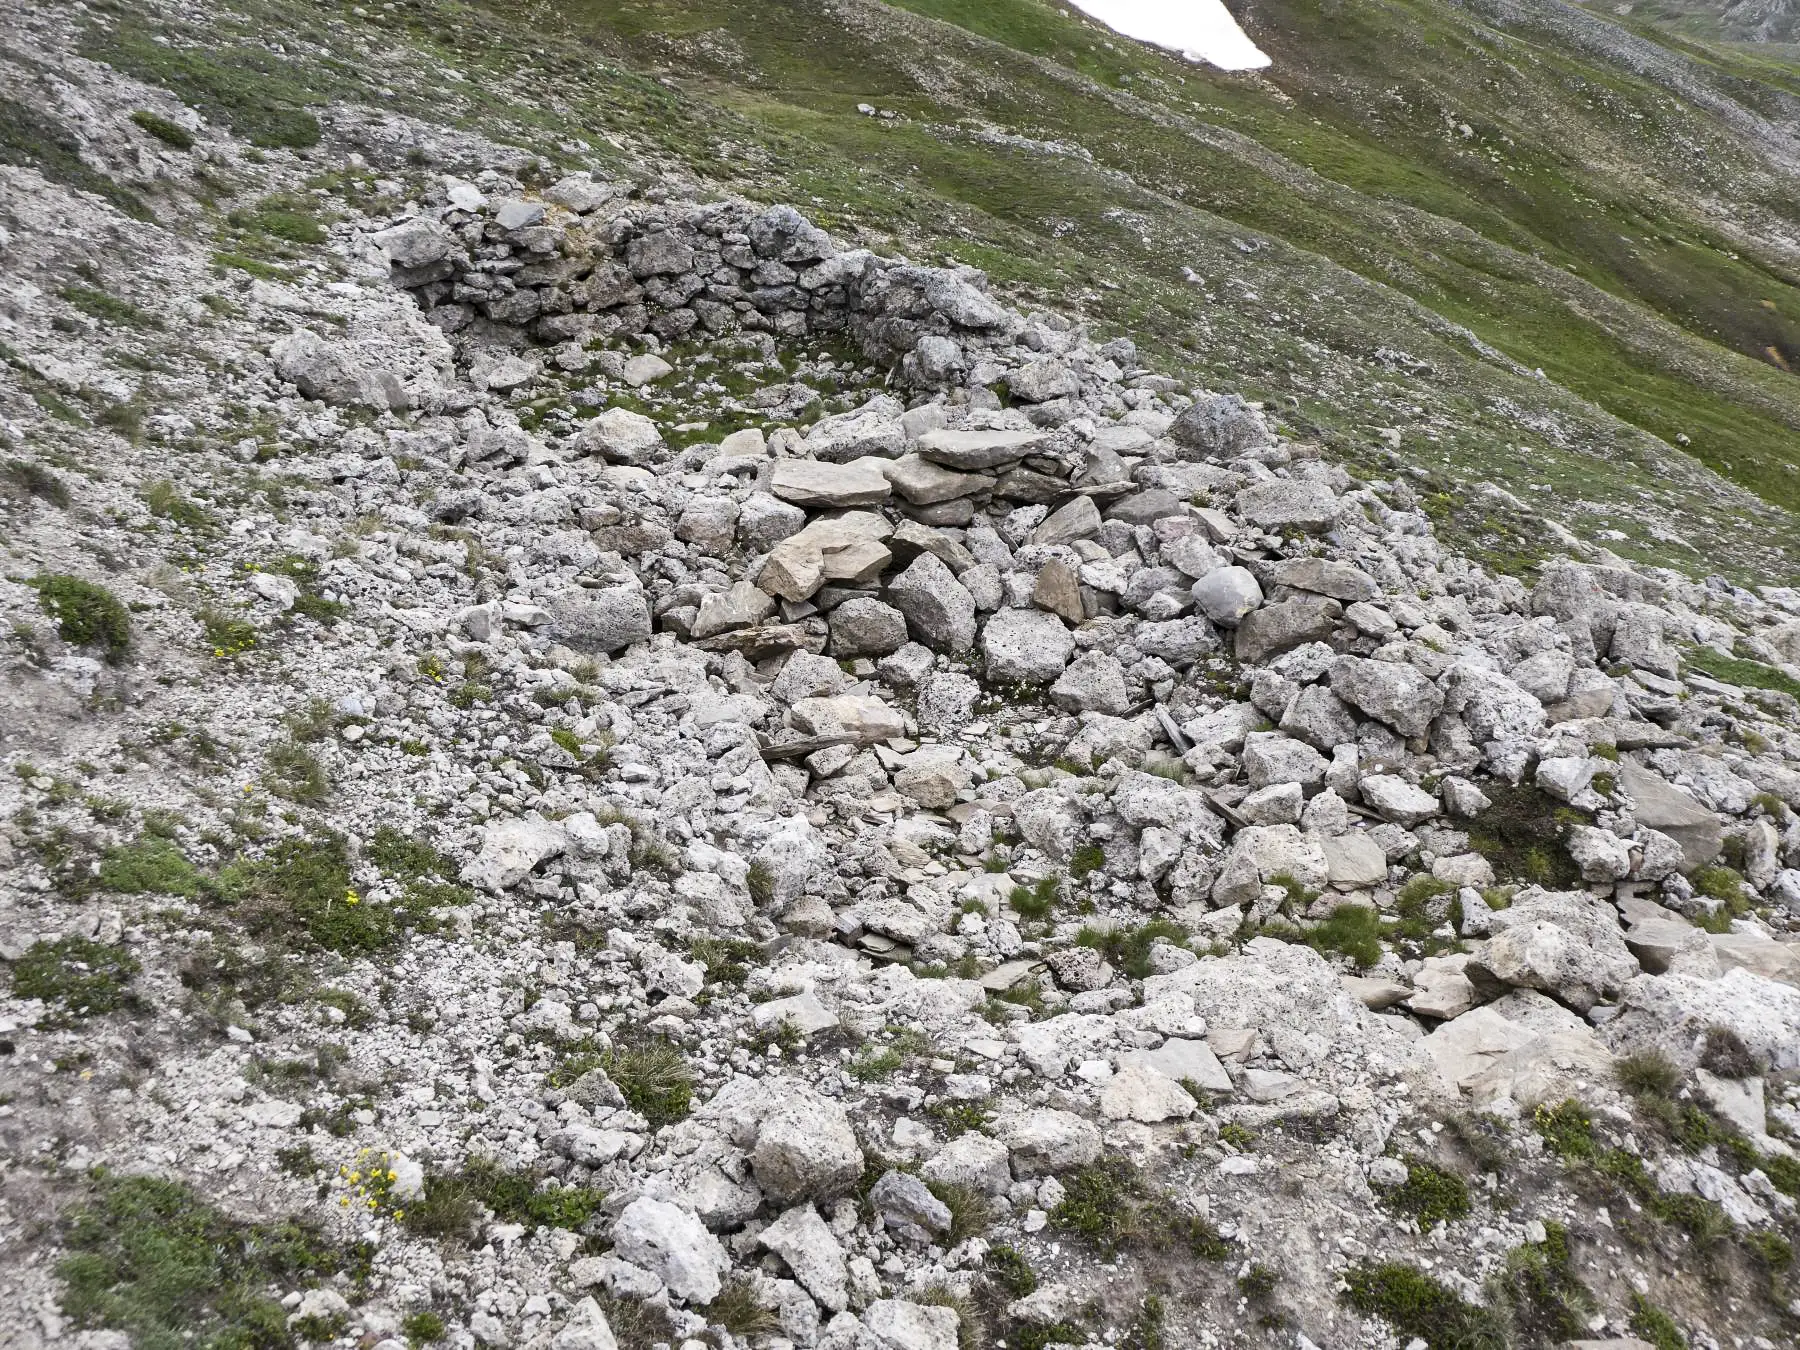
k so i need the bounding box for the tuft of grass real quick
[1467,783,1584,889]
[985,1243,1037,1296]
[1615,1049,1682,1099]
[143,480,214,532]
[600,1040,692,1128]
[745,859,776,906]
[926,1181,991,1243]
[31,574,131,663]
[402,1311,446,1346]
[1341,1261,1507,1350]
[130,110,194,148]
[1495,1221,1588,1345]
[1051,1156,1229,1260]
[11,936,139,1025]
[704,1279,780,1338]
[58,1170,370,1350]
[403,1157,606,1239]
[926,1098,991,1137]
[264,739,327,804]
[1307,903,1382,968]
[1068,843,1105,881]
[1007,875,1061,922]
[219,832,399,956]
[1376,1156,1471,1228]
[1075,918,1188,979]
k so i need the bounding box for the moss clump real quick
[1341,1262,1506,1350]
[31,574,131,662]
[1467,783,1584,888]
[1068,843,1105,881]
[58,1170,370,1350]
[130,110,194,148]
[11,936,139,1023]
[1376,1156,1472,1227]
[98,837,206,898]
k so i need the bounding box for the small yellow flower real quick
[394,1210,404,1220]
[388,1170,398,1182]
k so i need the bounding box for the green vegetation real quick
[130,110,194,149]
[588,1040,692,1127]
[1007,875,1061,922]
[1376,1156,1471,1228]
[1629,1294,1687,1350]
[1495,1222,1589,1344]
[98,836,206,898]
[926,1181,990,1243]
[1305,903,1382,968]
[1341,1262,1506,1350]
[31,574,131,663]
[1074,918,1187,979]
[201,608,258,659]
[1684,646,1800,699]
[984,1243,1037,1297]
[402,1311,447,1346]
[84,17,325,148]
[11,936,139,1024]
[402,1158,606,1239]
[1468,784,1585,888]
[58,1170,370,1350]
[1051,1156,1230,1260]
[143,480,214,532]
[1068,843,1105,881]
[217,832,404,956]
[62,284,162,330]
[704,1280,781,1339]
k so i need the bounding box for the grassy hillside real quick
[71,0,1800,580]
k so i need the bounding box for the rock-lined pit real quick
[1,11,1798,1350]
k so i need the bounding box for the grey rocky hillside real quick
[1,10,1799,1350]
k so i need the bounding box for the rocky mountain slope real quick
[2,3,1799,1350]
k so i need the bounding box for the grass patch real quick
[263,739,326,803]
[402,1157,606,1239]
[704,1279,781,1339]
[62,284,162,330]
[31,574,131,663]
[1007,875,1061,922]
[58,1170,370,1350]
[218,832,401,956]
[1683,646,1800,700]
[1467,783,1585,888]
[130,110,194,149]
[11,936,139,1025]
[0,95,150,219]
[1376,1156,1471,1228]
[1495,1221,1588,1344]
[1629,1293,1687,1350]
[98,836,206,898]
[1051,1156,1230,1260]
[1341,1262,1506,1350]
[1074,918,1187,979]
[1306,902,1382,968]
[586,1040,692,1128]
[143,480,214,532]
[3,458,72,507]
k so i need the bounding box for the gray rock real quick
[982,607,1074,683]
[1466,888,1640,1013]
[883,454,988,505]
[691,581,775,638]
[758,1204,848,1312]
[1330,656,1444,738]
[1031,495,1102,545]
[271,330,405,409]
[888,552,978,653]
[920,1132,1011,1195]
[1235,595,1341,663]
[1168,393,1274,457]
[1619,763,1722,872]
[1050,651,1131,715]
[611,1198,728,1304]
[1267,558,1378,604]
[548,586,652,654]
[1007,360,1079,403]
[752,1086,864,1203]
[1243,735,1329,789]
[914,427,1047,471]
[862,1300,962,1350]
[1235,480,1341,533]
[1358,774,1440,825]
[738,492,807,552]
[829,598,910,656]
[1279,685,1360,751]
[870,1170,952,1242]
[770,458,892,508]
[1190,566,1262,626]
[576,407,664,464]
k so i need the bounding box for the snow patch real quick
[1065,0,1272,72]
